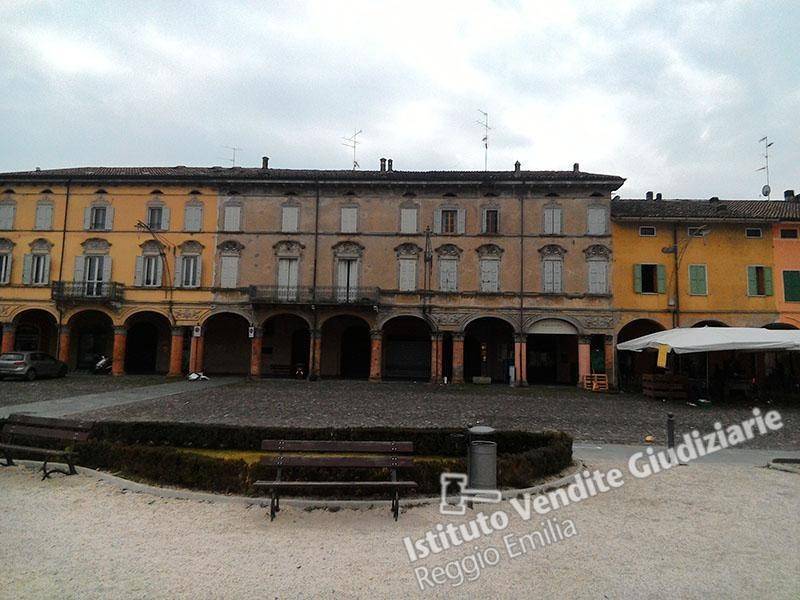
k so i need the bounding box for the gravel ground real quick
[1,459,797,599]
[0,373,167,408]
[75,379,800,450]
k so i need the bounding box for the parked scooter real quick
[93,354,112,375]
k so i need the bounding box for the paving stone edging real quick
[12,459,587,510]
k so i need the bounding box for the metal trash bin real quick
[467,426,497,490]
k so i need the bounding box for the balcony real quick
[52,281,125,304]
[248,286,379,305]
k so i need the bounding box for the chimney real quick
[709,196,720,203]
[387,158,393,172]
[784,189,795,201]
[514,161,521,173]
[573,162,579,172]
[261,156,269,169]
[655,192,662,201]
[380,158,386,172]
[645,191,654,201]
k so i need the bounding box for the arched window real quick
[436,244,462,292]
[134,240,165,288]
[476,244,503,293]
[0,238,14,284]
[584,245,610,294]
[395,243,421,291]
[22,239,53,286]
[539,244,566,293]
[175,240,203,288]
[332,241,364,301]
[274,241,305,300]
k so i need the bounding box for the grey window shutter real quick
[22,254,32,284]
[42,255,51,284]
[102,256,112,282]
[162,207,170,231]
[105,206,114,230]
[220,256,239,288]
[83,207,91,229]
[1,254,11,284]
[434,209,442,234]
[134,256,144,286]
[457,209,466,234]
[74,255,85,282]
[195,256,203,287]
[155,256,163,286]
[174,256,182,287]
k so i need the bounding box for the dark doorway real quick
[442,333,453,382]
[13,310,58,354]
[617,319,666,392]
[68,311,114,370]
[262,314,311,377]
[463,318,515,383]
[204,313,250,375]
[527,334,579,384]
[125,322,158,373]
[382,317,431,380]
[341,325,370,379]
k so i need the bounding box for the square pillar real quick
[112,326,127,377]
[57,326,70,364]
[452,333,464,384]
[189,328,205,373]
[430,334,443,383]
[604,334,616,389]
[168,327,185,377]
[1,323,16,353]
[369,329,382,382]
[309,330,321,379]
[250,327,263,378]
[514,334,528,386]
[578,335,591,387]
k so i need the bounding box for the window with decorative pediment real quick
[539,244,566,293]
[176,240,204,288]
[436,244,461,292]
[184,192,204,232]
[146,191,170,231]
[35,191,54,230]
[75,238,112,296]
[85,191,113,231]
[476,244,503,293]
[218,240,244,288]
[274,241,305,298]
[333,241,364,300]
[23,238,53,286]
[584,244,610,294]
[222,194,242,232]
[395,243,421,291]
[134,240,165,288]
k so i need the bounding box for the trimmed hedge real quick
[73,423,573,497]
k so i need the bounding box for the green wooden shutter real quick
[747,266,757,296]
[657,264,666,294]
[689,265,707,295]
[633,264,642,293]
[783,271,800,301]
[764,267,773,296]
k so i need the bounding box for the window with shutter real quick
[543,259,562,293]
[143,255,161,287]
[483,209,499,234]
[398,258,417,291]
[440,209,457,234]
[340,207,358,233]
[588,260,608,294]
[479,259,499,292]
[89,206,107,230]
[35,203,53,230]
[223,205,241,231]
[219,255,239,288]
[688,264,707,295]
[336,258,359,301]
[439,259,458,292]
[587,207,606,235]
[783,271,800,302]
[31,254,49,285]
[147,206,163,230]
[400,208,417,233]
[282,206,299,232]
[0,203,15,230]
[544,206,562,235]
[0,253,10,284]
[277,258,299,300]
[184,204,203,232]
[180,255,200,288]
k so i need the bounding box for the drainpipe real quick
[309,178,321,380]
[55,178,72,359]
[672,222,680,328]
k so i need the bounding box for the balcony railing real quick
[249,286,379,305]
[52,281,125,303]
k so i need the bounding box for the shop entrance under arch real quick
[320,315,371,379]
[526,319,579,385]
[124,312,172,374]
[381,316,432,381]
[261,314,311,378]
[463,317,515,383]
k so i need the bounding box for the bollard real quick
[667,413,675,449]
[468,440,497,490]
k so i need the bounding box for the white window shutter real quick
[457,209,466,234]
[554,260,562,292]
[440,259,457,291]
[0,204,14,230]
[185,205,202,232]
[1,254,11,284]
[282,206,299,232]
[220,255,239,288]
[400,208,417,233]
[42,255,51,284]
[554,208,562,234]
[22,254,32,284]
[480,260,499,292]
[544,208,553,234]
[102,256,112,282]
[341,207,357,232]
[73,255,85,283]
[161,207,170,231]
[399,258,416,291]
[433,209,442,234]
[105,206,114,230]
[224,205,241,231]
[134,256,144,287]
[278,258,290,287]
[195,257,202,287]
[35,204,51,229]
[83,207,91,230]
[174,256,182,287]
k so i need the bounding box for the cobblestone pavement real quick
[0,373,167,408]
[75,379,800,450]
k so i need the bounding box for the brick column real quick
[112,326,127,376]
[1,323,15,353]
[578,335,591,386]
[309,329,321,379]
[430,334,443,383]
[189,328,205,373]
[168,327,185,377]
[57,326,70,364]
[250,327,263,378]
[514,334,528,386]
[604,334,616,389]
[369,329,382,382]
[452,333,464,384]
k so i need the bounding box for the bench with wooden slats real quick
[253,440,417,521]
[0,414,93,479]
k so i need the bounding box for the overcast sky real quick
[1,0,797,198]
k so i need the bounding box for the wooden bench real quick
[0,414,92,479]
[253,440,417,521]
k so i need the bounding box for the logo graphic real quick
[439,472,502,516]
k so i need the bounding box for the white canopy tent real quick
[617,327,800,354]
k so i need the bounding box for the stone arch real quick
[123,310,173,374]
[10,308,58,354]
[381,315,433,381]
[461,313,520,334]
[260,312,312,377]
[525,315,584,336]
[65,309,115,370]
[320,313,372,379]
[199,307,253,327]
[690,319,729,328]
[201,311,251,375]
[122,307,175,327]
[616,318,669,392]
[377,311,437,331]
[463,316,516,383]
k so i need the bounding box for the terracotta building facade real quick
[0,162,624,385]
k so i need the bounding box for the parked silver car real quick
[0,351,68,381]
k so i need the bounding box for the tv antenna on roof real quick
[756,136,773,199]
[476,110,490,171]
[222,145,242,167]
[342,129,363,170]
